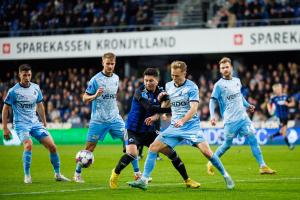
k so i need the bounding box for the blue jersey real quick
[4,82,43,126]
[270,95,289,119]
[211,77,249,124]
[126,85,164,133]
[166,79,200,127]
[86,71,120,123]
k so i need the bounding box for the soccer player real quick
[2,64,70,183]
[128,61,234,190]
[267,83,295,149]
[73,52,139,183]
[109,68,200,189]
[207,57,276,176]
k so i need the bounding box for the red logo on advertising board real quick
[2,43,11,54]
[234,34,243,45]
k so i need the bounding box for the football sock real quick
[23,150,32,176]
[75,163,82,174]
[209,154,226,176]
[142,151,157,179]
[284,136,291,146]
[167,149,189,180]
[50,153,60,174]
[271,132,281,138]
[215,139,232,158]
[131,156,139,173]
[247,134,266,167]
[115,153,136,174]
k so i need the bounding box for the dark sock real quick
[115,153,135,174]
[284,136,290,146]
[271,132,281,138]
[168,150,189,181]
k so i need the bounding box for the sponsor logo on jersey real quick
[171,101,188,107]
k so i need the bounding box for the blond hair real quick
[272,83,282,91]
[171,61,187,72]
[102,52,116,60]
[219,57,232,65]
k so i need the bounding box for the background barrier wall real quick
[1,128,299,145]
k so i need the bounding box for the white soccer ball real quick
[76,150,94,168]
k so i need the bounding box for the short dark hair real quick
[143,68,159,77]
[19,64,31,73]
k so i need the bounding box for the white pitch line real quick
[1,177,300,196]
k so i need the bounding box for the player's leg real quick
[110,130,139,189]
[128,127,180,190]
[281,124,294,149]
[109,119,140,176]
[159,146,200,188]
[138,145,144,160]
[23,138,33,184]
[241,122,276,174]
[207,125,235,175]
[197,141,234,189]
[15,127,33,183]
[39,133,70,181]
[74,121,104,183]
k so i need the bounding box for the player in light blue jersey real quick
[207,57,276,175]
[73,52,139,184]
[2,64,70,184]
[128,61,234,190]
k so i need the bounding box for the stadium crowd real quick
[0,61,299,126]
[209,0,300,28]
[0,0,176,36]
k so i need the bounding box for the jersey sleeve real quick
[211,83,221,100]
[36,86,43,103]
[85,78,97,95]
[188,84,199,102]
[4,89,14,106]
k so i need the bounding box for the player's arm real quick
[174,101,198,128]
[144,114,160,126]
[2,104,11,140]
[135,90,171,113]
[242,96,255,113]
[209,98,218,126]
[82,87,103,103]
[267,97,274,115]
[285,97,295,107]
[36,102,47,127]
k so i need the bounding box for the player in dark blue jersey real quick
[267,83,295,149]
[109,68,200,189]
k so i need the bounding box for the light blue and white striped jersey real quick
[166,79,200,127]
[86,71,120,123]
[4,82,43,126]
[211,77,249,124]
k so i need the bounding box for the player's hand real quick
[158,92,168,102]
[3,128,12,140]
[174,119,184,128]
[95,87,104,97]
[210,118,216,126]
[248,105,255,113]
[144,115,159,126]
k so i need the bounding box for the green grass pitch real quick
[0,145,299,200]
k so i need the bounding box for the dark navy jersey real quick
[270,94,289,119]
[126,84,170,133]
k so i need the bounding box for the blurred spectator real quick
[0,0,157,36]
[208,0,300,28]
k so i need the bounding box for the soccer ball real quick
[76,150,94,168]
